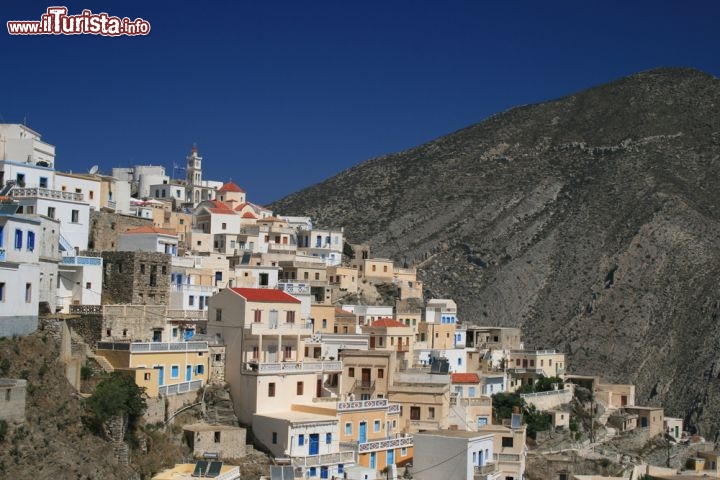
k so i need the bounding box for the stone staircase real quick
[597,407,617,426]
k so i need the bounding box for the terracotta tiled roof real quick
[218,181,245,193]
[207,200,234,214]
[230,288,301,303]
[123,226,177,236]
[451,373,480,384]
[241,212,257,219]
[370,318,408,328]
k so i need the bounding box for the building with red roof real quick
[362,317,414,354]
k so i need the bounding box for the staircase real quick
[597,407,617,426]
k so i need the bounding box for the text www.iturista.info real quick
[7,7,151,36]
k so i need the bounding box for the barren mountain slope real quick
[271,68,720,434]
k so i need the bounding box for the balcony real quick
[165,309,207,320]
[245,322,312,335]
[12,187,84,202]
[97,341,208,353]
[291,450,355,467]
[336,398,389,412]
[60,255,102,266]
[69,304,102,315]
[244,360,342,375]
[474,462,497,477]
[358,434,413,453]
[158,379,203,397]
[170,284,217,294]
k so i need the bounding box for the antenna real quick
[88,165,99,175]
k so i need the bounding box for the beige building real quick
[480,423,527,480]
[311,304,336,334]
[388,373,451,433]
[362,258,395,281]
[207,287,341,424]
[340,350,395,401]
[362,318,414,355]
[507,349,565,391]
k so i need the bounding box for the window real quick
[39,177,48,188]
[189,295,194,306]
[16,173,25,187]
[345,422,352,435]
[25,283,32,303]
[468,387,476,397]
[143,372,151,381]
[214,431,221,443]
[27,231,35,251]
[71,209,79,223]
[268,382,276,397]
[348,367,355,377]
[0,225,3,247]
[171,365,179,378]
[89,190,94,200]
[284,345,292,359]
[0,283,5,302]
[298,434,305,446]
[216,309,223,322]
[322,319,327,329]
[428,407,435,419]
[297,381,304,395]
[286,311,295,324]
[140,264,146,274]
[410,407,421,420]
[374,420,381,432]
[221,222,227,230]
[254,310,262,323]
[378,368,384,379]
[309,467,316,477]
[47,206,55,219]
[14,229,22,249]
[501,436,514,447]
[272,432,277,444]
[338,464,344,474]
[314,272,320,280]
[86,282,92,290]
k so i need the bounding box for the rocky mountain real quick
[271,68,720,435]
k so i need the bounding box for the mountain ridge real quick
[270,67,720,435]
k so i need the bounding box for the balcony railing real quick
[69,304,103,315]
[170,284,217,294]
[474,462,497,475]
[60,255,102,266]
[358,434,413,453]
[291,450,355,467]
[245,322,313,335]
[158,379,203,397]
[166,309,207,320]
[337,398,389,412]
[244,360,342,374]
[97,341,208,352]
[12,187,84,202]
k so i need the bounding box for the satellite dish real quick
[88,165,99,175]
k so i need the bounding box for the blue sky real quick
[1,1,718,204]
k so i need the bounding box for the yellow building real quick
[95,340,210,397]
[507,349,565,391]
[294,399,413,473]
[311,304,336,334]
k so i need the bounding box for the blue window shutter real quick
[27,231,35,251]
[15,229,22,249]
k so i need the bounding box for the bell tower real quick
[186,144,203,205]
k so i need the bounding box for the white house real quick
[0,124,56,189]
[118,226,179,255]
[0,209,41,336]
[55,172,102,211]
[413,430,498,480]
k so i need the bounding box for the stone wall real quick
[0,378,27,423]
[101,304,166,342]
[520,388,573,411]
[67,315,103,346]
[88,211,152,252]
[208,344,226,384]
[101,251,171,305]
[184,423,247,460]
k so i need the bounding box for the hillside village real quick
[0,123,716,480]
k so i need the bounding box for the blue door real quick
[320,466,328,479]
[387,449,394,466]
[370,452,376,469]
[309,434,319,455]
[155,366,164,386]
[186,365,192,381]
[359,422,367,443]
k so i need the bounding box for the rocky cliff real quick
[271,68,720,435]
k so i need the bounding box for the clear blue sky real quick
[2,1,718,205]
